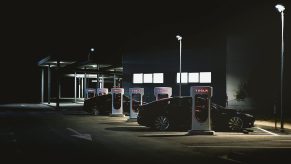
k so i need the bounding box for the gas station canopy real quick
[37,55,123,75]
[37,55,123,105]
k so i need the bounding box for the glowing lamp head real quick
[275,4,285,13]
[90,48,95,52]
[176,35,182,41]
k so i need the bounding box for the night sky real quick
[0,0,290,103]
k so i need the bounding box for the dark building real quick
[122,29,227,106]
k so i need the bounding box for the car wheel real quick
[228,117,243,131]
[154,115,170,131]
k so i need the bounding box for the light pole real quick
[85,48,94,99]
[88,48,94,61]
[275,4,285,131]
[176,35,182,97]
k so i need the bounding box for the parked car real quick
[137,96,255,131]
[83,94,142,115]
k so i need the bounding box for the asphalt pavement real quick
[1,103,291,164]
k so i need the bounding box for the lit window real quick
[153,73,164,83]
[189,73,199,83]
[143,74,153,83]
[133,73,143,84]
[200,72,211,83]
[176,73,188,83]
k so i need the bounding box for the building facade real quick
[122,35,227,106]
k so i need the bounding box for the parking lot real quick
[1,104,291,163]
[63,112,291,163]
[74,114,291,163]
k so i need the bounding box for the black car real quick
[83,94,143,115]
[137,96,255,131]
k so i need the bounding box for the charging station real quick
[188,86,215,135]
[97,88,108,96]
[154,87,172,100]
[110,88,125,117]
[128,88,144,121]
[86,88,96,99]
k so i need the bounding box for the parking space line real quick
[255,127,279,136]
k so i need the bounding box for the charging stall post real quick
[86,88,96,99]
[154,87,172,100]
[110,88,125,117]
[97,88,108,96]
[128,88,144,121]
[188,86,215,135]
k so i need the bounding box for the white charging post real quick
[188,86,215,135]
[128,88,144,121]
[154,87,172,101]
[110,88,125,117]
[97,88,108,96]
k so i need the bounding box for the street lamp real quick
[88,48,95,61]
[176,35,182,97]
[275,4,285,131]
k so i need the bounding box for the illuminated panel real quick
[133,73,143,84]
[195,88,209,94]
[97,88,108,96]
[200,72,211,83]
[153,73,164,83]
[177,72,188,83]
[143,74,153,83]
[189,73,199,83]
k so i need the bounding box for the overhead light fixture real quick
[275,4,285,12]
[176,35,182,41]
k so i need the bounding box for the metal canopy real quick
[38,55,123,106]
[37,56,123,75]
[37,56,76,68]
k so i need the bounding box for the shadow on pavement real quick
[105,126,155,132]
[105,126,190,136]
[139,134,188,137]
[62,111,92,116]
[100,122,129,125]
